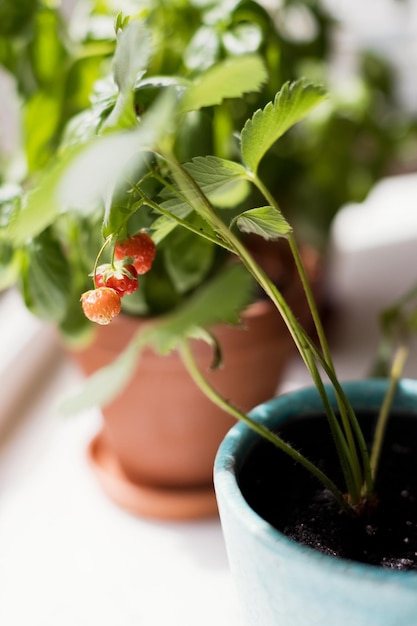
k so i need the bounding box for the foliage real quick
[5,16,413,516]
[2,0,416,346]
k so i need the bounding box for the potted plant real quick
[3,5,417,620]
[7,17,417,625]
[2,2,417,541]
[1,4,323,519]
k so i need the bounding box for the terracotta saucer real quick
[86,431,219,521]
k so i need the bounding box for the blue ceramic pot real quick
[214,379,417,626]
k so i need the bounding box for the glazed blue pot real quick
[214,379,417,626]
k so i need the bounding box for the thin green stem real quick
[141,194,234,252]
[250,171,372,501]
[370,344,409,482]
[161,151,372,503]
[253,173,334,363]
[92,236,112,287]
[178,340,354,515]
[303,347,360,502]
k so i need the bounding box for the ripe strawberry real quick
[81,287,122,325]
[114,232,156,275]
[95,262,138,296]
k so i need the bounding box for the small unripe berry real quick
[81,287,122,325]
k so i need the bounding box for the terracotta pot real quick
[71,245,320,520]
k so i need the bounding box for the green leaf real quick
[164,215,215,293]
[241,80,327,173]
[183,156,248,197]
[57,130,149,208]
[153,156,247,241]
[181,54,267,112]
[140,261,181,315]
[150,212,191,245]
[101,91,137,132]
[235,206,292,240]
[10,141,95,245]
[0,241,19,290]
[18,230,71,322]
[0,0,36,36]
[31,7,66,86]
[151,262,255,354]
[24,90,63,172]
[112,20,151,94]
[184,156,250,207]
[101,20,152,132]
[150,156,249,242]
[11,90,178,244]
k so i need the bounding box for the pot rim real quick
[214,377,417,585]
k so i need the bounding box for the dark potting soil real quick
[239,413,417,570]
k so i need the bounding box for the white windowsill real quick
[0,289,60,430]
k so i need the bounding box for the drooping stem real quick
[178,340,354,515]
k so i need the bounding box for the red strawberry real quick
[114,232,156,275]
[95,262,138,296]
[81,287,122,325]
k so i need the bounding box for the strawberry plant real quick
[6,16,415,515]
[1,1,416,347]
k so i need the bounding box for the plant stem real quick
[178,340,354,515]
[92,236,113,287]
[370,344,409,482]
[251,172,373,502]
[142,195,234,252]
[162,152,372,504]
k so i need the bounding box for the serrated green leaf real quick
[183,156,248,195]
[184,156,250,207]
[235,206,292,240]
[241,80,326,173]
[181,54,267,112]
[150,157,249,243]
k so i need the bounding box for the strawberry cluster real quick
[81,232,156,325]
